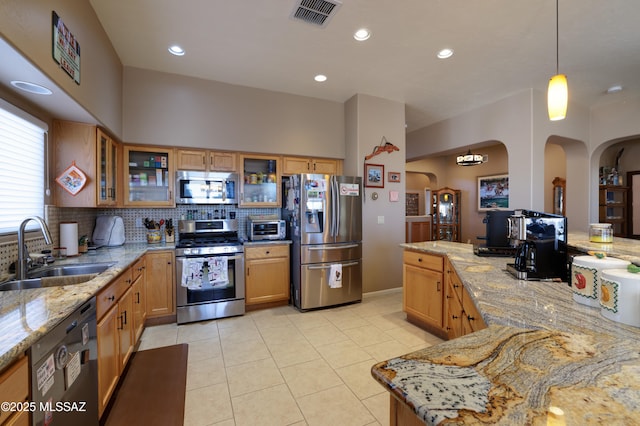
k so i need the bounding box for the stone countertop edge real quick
[0,242,173,371]
[372,233,640,425]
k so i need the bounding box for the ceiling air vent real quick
[291,0,342,28]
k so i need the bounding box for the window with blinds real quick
[0,99,48,235]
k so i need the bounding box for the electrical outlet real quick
[135,217,143,228]
[377,216,385,224]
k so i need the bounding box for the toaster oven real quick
[247,219,286,241]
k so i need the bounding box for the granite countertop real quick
[372,236,640,425]
[0,243,173,371]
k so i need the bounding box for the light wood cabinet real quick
[145,251,175,319]
[97,302,119,417]
[245,244,290,309]
[177,149,237,172]
[403,251,444,332]
[282,156,340,175]
[0,356,29,426]
[117,286,134,372]
[404,252,485,340]
[239,154,280,207]
[131,258,147,343]
[123,145,175,207]
[53,120,121,207]
[96,262,146,418]
[444,258,486,339]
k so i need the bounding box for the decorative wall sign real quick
[56,162,87,195]
[365,164,384,188]
[52,11,81,84]
[478,174,509,211]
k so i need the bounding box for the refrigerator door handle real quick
[307,244,360,250]
[333,176,340,237]
[307,261,360,270]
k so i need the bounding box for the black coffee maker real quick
[507,210,568,281]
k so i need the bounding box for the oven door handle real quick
[307,261,359,270]
[176,253,244,261]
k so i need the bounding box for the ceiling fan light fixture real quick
[456,150,484,166]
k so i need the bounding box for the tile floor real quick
[138,288,443,426]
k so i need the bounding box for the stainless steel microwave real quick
[176,171,238,204]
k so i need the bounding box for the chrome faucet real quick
[16,216,53,280]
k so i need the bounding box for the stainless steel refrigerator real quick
[282,174,363,310]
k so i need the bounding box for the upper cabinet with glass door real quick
[239,154,280,207]
[97,129,119,206]
[53,120,120,207]
[124,145,175,207]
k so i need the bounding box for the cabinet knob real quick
[452,315,459,319]
[266,250,270,255]
[467,315,475,321]
[418,258,422,262]
[108,295,115,302]
[453,284,460,288]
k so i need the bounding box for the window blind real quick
[0,99,48,234]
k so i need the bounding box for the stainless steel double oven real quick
[175,219,244,324]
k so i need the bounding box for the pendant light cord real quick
[556,0,560,75]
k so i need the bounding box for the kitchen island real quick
[372,235,640,425]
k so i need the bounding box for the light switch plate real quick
[377,216,385,224]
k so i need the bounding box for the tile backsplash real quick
[1,205,280,276]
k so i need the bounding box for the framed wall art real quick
[478,174,509,211]
[365,164,384,188]
[388,172,401,183]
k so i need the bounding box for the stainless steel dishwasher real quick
[29,297,98,426]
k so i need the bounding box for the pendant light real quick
[548,0,568,121]
[456,149,484,166]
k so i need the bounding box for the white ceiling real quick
[88,0,640,132]
[1,1,639,133]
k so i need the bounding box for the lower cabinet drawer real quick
[403,250,443,271]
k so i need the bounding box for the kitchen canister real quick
[600,268,640,327]
[60,222,79,256]
[571,255,629,307]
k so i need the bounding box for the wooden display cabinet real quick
[599,185,629,237]
[432,187,461,242]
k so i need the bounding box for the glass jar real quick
[589,223,613,243]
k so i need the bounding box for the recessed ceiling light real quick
[10,80,52,95]
[437,48,454,59]
[314,74,327,82]
[168,45,185,56]
[354,28,371,41]
[606,85,623,94]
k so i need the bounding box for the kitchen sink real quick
[27,262,115,278]
[0,274,97,291]
[0,262,115,292]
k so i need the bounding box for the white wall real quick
[123,67,345,158]
[0,0,123,134]
[346,94,406,293]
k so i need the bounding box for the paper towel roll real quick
[60,222,79,256]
